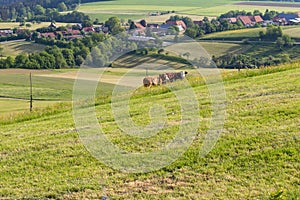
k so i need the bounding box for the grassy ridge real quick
[0,63,299,199]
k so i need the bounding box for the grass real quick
[0,68,127,116]
[199,41,251,57]
[0,62,299,198]
[0,41,46,57]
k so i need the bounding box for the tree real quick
[105,17,124,35]
[35,5,45,15]
[282,35,294,47]
[62,49,75,67]
[14,54,29,68]
[75,55,84,66]
[184,27,197,38]
[0,45,3,57]
[276,37,284,50]
[58,2,67,12]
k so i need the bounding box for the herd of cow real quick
[143,71,188,87]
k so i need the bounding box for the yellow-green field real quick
[0,22,70,30]
[0,40,46,57]
[78,0,300,21]
[202,25,300,40]
[0,63,299,199]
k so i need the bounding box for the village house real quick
[40,32,56,39]
[0,29,13,37]
[82,26,95,34]
[273,13,299,25]
[166,20,187,30]
[237,15,264,27]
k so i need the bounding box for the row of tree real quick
[0,1,94,23]
[219,9,279,20]
[179,9,281,39]
[212,53,291,69]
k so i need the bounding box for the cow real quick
[165,71,188,82]
[143,76,162,87]
[159,73,170,84]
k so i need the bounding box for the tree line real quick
[0,16,163,69]
[181,9,279,39]
[0,0,101,22]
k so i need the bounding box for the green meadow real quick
[0,62,299,199]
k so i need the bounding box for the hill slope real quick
[0,64,299,199]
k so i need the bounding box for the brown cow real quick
[143,76,162,87]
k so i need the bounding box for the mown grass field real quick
[78,0,300,21]
[0,41,46,57]
[0,62,299,199]
[0,68,128,116]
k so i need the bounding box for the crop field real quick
[0,40,46,57]
[0,63,299,199]
[78,0,300,21]
[0,22,70,30]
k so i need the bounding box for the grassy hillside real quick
[0,63,299,199]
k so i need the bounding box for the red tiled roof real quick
[228,18,237,23]
[238,16,252,25]
[166,20,187,29]
[251,15,264,23]
[70,30,81,35]
[40,32,55,38]
[82,27,95,32]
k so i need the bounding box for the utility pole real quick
[30,73,33,112]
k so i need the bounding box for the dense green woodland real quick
[0,0,104,21]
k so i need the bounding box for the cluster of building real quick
[224,12,300,27]
[0,12,299,40]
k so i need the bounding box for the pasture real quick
[78,0,300,21]
[0,63,299,198]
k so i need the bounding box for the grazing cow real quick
[159,73,170,84]
[143,76,162,87]
[165,71,188,82]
